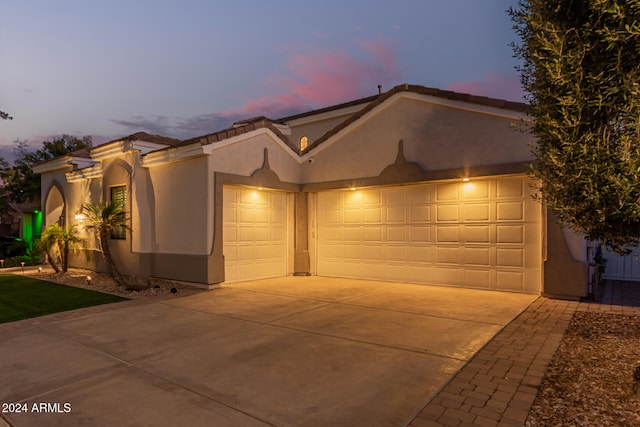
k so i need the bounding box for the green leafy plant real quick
[80,201,129,286]
[510,0,640,254]
[36,224,87,273]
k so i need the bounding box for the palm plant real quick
[36,224,86,273]
[37,224,64,273]
[60,224,87,272]
[80,201,129,286]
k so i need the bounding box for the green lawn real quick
[0,274,128,324]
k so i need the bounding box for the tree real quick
[36,224,87,273]
[80,201,129,286]
[510,0,640,254]
[37,224,64,273]
[0,135,92,206]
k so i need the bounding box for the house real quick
[33,84,588,298]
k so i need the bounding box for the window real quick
[299,135,308,151]
[110,185,126,240]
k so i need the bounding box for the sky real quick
[0,0,525,158]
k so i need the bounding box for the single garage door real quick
[223,186,287,282]
[317,176,542,293]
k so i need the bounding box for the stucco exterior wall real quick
[300,98,535,183]
[147,156,210,255]
[42,169,72,226]
[288,112,361,150]
[208,133,301,183]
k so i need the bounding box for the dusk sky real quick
[1,0,524,155]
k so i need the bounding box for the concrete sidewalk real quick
[0,277,536,427]
[409,281,640,426]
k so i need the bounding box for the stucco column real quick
[543,210,588,299]
[294,192,310,275]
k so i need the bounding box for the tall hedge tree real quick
[510,1,640,253]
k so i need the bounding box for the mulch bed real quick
[21,267,204,300]
[526,311,640,426]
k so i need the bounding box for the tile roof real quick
[144,84,530,158]
[68,147,92,158]
[275,95,380,123]
[178,117,299,153]
[36,84,527,167]
[115,131,182,146]
[276,84,529,124]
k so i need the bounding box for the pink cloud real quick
[231,37,402,118]
[445,73,526,102]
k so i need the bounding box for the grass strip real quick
[0,274,128,324]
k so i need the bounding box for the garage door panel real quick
[497,248,524,267]
[465,225,490,243]
[410,226,429,242]
[364,227,382,242]
[497,178,524,198]
[464,181,490,200]
[437,205,459,222]
[362,245,383,261]
[223,186,287,283]
[465,247,490,266]
[434,267,460,284]
[497,225,523,243]
[407,245,430,262]
[386,207,405,222]
[464,203,490,221]
[386,246,406,262]
[497,271,524,292]
[237,245,255,261]
[364,208,382,223]
[464,269,491,288]
[344,209,361,223]
[317,177,541,293]
[364,189,382,205]
[324,209,341,224]
[411,205,430,222]
[343,227,362,241]
[386,226,406,242]
[436,184,458,201]
[437,226,459,242]
[405,265,431,282]
[497,202,523,221]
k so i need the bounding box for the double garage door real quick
[223,177,542,293]
[317,176,542,293]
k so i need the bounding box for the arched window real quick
[299,136,308,151]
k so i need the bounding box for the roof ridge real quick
[304,83,529,152]
[178,117,298,153]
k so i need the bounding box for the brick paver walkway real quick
[408,281,640,427]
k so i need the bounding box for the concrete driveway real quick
[0,277,536,427]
